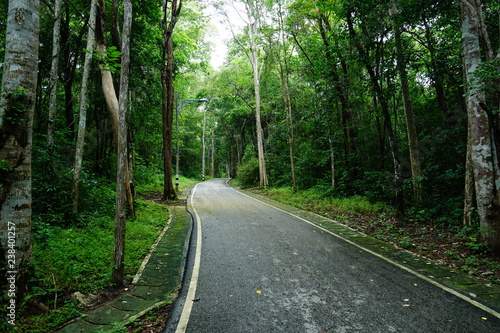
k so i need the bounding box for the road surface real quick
[166,178,500,332]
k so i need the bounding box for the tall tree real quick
[162,0,182,200]
[46,0,63,149]
[346,8,405,214]
[71,0,98,214]
[0,0,40,298]
[275,0,297,191]
[219,0,269,187]
[460,0,500,253]
[112,0,132,287]
[390,1,422,202]
[96,0,136,217]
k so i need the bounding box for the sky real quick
[204,2,246,70]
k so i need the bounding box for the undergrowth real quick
[2,173,196,333]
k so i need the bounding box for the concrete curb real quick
[53,200,194,332]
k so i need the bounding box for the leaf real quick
[256,290,262,294]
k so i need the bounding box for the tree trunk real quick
[161,0,182,200]
[112,0,132,287]
[391,3,422,202]
[0,0,40,299]
[276,1,296,191]
[346,10,405,214]
[71,0,98,214]
[246,1,267,188]
[62,4,87,142]
[96,0,135,217]
[460,1,500,253]
[47,0,63,149]
[463,123,475,226]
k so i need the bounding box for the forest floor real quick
[328,211,500,283]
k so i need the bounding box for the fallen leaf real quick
[256,290,262,294]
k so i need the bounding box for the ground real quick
[126,303,172,333]
[323,210,500,284]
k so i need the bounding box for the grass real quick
[257,186,390,216]
[7,175,198,333]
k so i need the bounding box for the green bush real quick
[236,157,260,187]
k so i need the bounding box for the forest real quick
[1,0,500,330]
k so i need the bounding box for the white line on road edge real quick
[132,213,173,285]
[227,181,500,320]
[175,183,203,333]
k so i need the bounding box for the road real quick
[166,178,500,333]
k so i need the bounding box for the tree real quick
[0,0,40,298]
[346,7,405,214]
[460,0,500,253]
[71,0,98,214]
[46,0,63,149]
[390,1,422,202]
[112,0,132,287]
[162,0,182,200]
[95,0,136,217]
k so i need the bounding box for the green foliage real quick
[236,157,260,187]
[261,186,391,217]
[89,46,122,73]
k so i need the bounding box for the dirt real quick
[322,210,500,283]
[126,303,173,333]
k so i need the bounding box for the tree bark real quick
[161,0,182,200]
[346,10,405,214]
[71,0,98,214]
[460,1,500,253]
[391,2,422,202]
[276,3,296,191]
[0,0,39,299]
[112,0,132,287]
[96,0,135,216]
[246,0,268,188]
[47,0,63,149]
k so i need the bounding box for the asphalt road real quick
[166,178,500,333]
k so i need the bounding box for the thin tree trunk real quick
[391,3,422,202]
[161,0,182,200]
[71,0,98,214]
[0,0,40,299]
[47,0,63,149]
[347,10,404,214]
[112,0,132,287]
[62,5,87,142]
[211,127,215,178]
[463,123,475,226]
[279,67,297,191]
[248,13,267,188]
[460,1,500,253]
[96,0,135,216]
[277,4,296,191]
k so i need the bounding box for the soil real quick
[320,210,500,283]
[126,303,173,333]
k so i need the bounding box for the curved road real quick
[166,179,500,332]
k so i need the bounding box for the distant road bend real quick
[165,178,500,333]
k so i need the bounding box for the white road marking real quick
[175,183,203,333]
[227,180,500,320]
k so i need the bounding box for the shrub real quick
[236,157,260,187]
